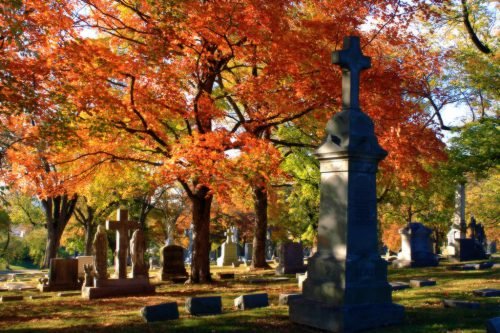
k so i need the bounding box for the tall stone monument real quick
[289,36,404,332]
[217,228,239,267]
[446,184,487,261]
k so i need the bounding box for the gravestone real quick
[487,241,497,255]
[390,282,410,291]
[185,296,222,316]
[141,302,179,322]
[409,279,436,288]
[487,317,500,333]
[216,228,239,267]
[447,185,487,261]
[244,243,253,262]
[276,242,306,275]
[473,289,500,297]
[81,209,155,299]
[76,256,94,279]
[234,293,269,310]
[442,299,480,309]
[289,36,404,332]
[279,293,303,306]
[159,244,188,282]
[265,229,275,260]
[38,258,80,292]
[393,222,439,268]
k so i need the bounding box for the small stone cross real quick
[225,228,234,243]
[331,36,371,109]
[106,209,140,279]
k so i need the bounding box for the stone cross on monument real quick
[289,36,404,332]
[106,209,140,279]
[225,228,234,244]
[331,37,371,109]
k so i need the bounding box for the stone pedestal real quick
[216,241,239,267]
[159,245,188,281]
[38,258,80,292]
[393,223,438,268]
[289,36,404,332]
[276,242,306,275]
[82,277,155,300]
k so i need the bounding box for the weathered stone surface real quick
[275,242,306,275]
[93,225,109,281]
[106,209,140,279]
[409,279,436,288]
[234,293,269,310]
[290,298,404,333]
[393,223,439,268]
[82,277,155,300]
[279,293,302,305]
[159,244,188,282]
[76,256,94,278]
[473,289,500,297]
[390,282,410,291]
[141,302,179,322]
[0,295,23,302]
[185,296,222,316]
[217,229,239,267]
[442,299,480,309]
[289,36,404,332]
[38,258,80,292]
[487,317,500,333]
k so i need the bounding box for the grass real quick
[0,259,498,333]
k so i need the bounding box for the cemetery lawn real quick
[0,259,498,333]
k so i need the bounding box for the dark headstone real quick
[38,258,80,292]
[160,245,188,281]
[234,293,269,310]
[0,295,23,302]
[185,296,222,316]
[275,242,306,275]
[473,289,500,297]
[244,243,253,261]
[28,295,51,300]
[393,223,439,268]
[487,317,500,333]
[442,299,480,309]
[279,293,303,305]
[451,239,488,262]
[217,272,234,279]
[409,279,436,288]
[141,302,179,322]
[247,276,290,284]
[390,282,410,291]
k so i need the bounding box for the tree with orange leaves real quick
[2,0,448,280]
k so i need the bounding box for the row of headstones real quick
[141,293,270,322]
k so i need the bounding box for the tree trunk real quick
[84,223,96,256]
[189,185,213,283]
[251,184,270,269]
[44,226,61,268]
[41,194,78,268]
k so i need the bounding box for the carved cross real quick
[331,36,371,109]
[106,209,140,279]
[225,228,234,243]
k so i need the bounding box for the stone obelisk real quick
[289,36,404,332]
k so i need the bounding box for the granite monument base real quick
[289,298,404,332]
[450,239,488,262]
[82,277,155,300]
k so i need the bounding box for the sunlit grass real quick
[0,258,498,332]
